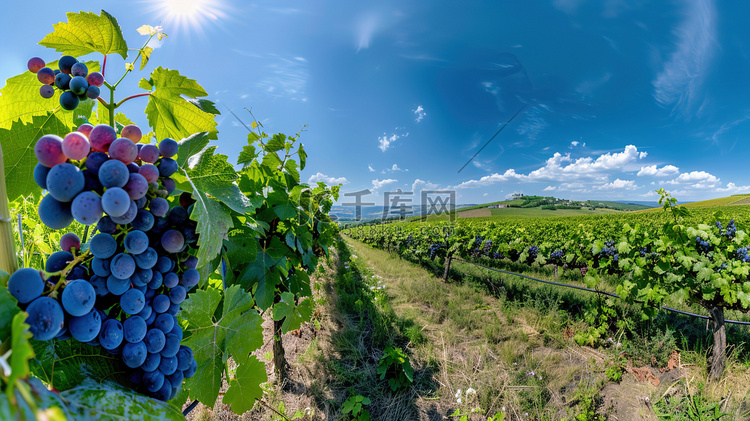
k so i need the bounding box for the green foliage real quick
[653,379,730,420]
[376,346,414,392]
[38,10,128,59]
[341,394,371,421]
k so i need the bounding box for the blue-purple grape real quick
[8,268,44,304]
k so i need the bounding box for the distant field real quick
[639,194,750,212]
[456,206,622,219]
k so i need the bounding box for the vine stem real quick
[0,143,18,275]
[115,92,151,108]
[48,251,92,293]
[102,54,107,79]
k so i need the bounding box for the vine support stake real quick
[0,143,19,275]
[443,251,454,281]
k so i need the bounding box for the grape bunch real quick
[482,239,493,254]
[695,236,713,254]
[428,243,442,260]
[548,249,565,265]
[470,236,484,257]
[735,247,750,263]
[9,124,201,401]
[718,219,737,239]
[27,55,103,110]
[525,245,539,264]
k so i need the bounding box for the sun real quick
[147,0,228,35]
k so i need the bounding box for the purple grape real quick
[121,125,142,143]
[110,200,138,225]
[38,194,73,229]
[77,123,94,137]
[161,230,184,253]
[124,173,148,200]
[85,85,100,99]
[61,279,96,317]
[89,124,117,153]
[158,138,178,158]
[101,187,131,217]
[71,191,103,225]
[138,144,159,163]
[157,158,178,177]
[37,67,55,85]
[59,91,79,110]
[40,84,55,99]
[71,62,88,77]
[85,152,109,174]
[180,268,200,288]
[7,268,44,304]
[46,163,84,202]
[28,57,45,73]
[109,138,138,165]
[98,159,129,188]
[162,177,175,194]
[25,297,65,341]
[62,132,90,161]
[184,257,198,270]
[33,163,50,189]
[34,135,67,168]
[87,72,104,87]
[58,56,77,74]
[59,233,81,253]
[138,164,159,183]
[149,197,169,217]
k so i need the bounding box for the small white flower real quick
[502,407,506,412]
[466,387,476,395]
[527,371,535,377]
[455,389,462,398]
[457,397,462,404]
[538,376,543,380]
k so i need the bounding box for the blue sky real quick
[2,0,750,205]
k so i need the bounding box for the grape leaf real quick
[181,169,233,267]
[29,338,128,392]
[175,132,210,168]
[140,46,154,71]
[223,356,266,414]
[0,60,100,130]
[142,67,218,141]
[237,143,257,166]
[184,146,252,214]
[9,313,34,387]
[60,378,184,420]
[39,10,128,59]
[238,239,289,310]
[1,114,72,201]
[272,292,313,333]
[187,98,221,115]
[0,282,19,340]
[181,286,263,407]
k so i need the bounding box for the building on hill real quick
[511,193,524,200]
[488,204,507,209]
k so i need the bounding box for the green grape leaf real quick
[0,283,20,340]
[175,132,210,168]
[9,312,34,386]
[142,67,218,141]
[1,114,72,201]
[186,98,221,115]
[237,143,257,166]
[140,46,154,71]
[60,378,184,420]
[182,170,234,267]
[238,248,286,310]
[29,337,128,391]
[223,356,266,414]
[38,10,128,59]
[272,292,313,333]
[0,60,100,130]
[183,146,252,214]
[225,227,259,266]
[298,143,307,170]
[181,286,264,406]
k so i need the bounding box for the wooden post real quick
[443,251,453,281]
[0,143,18,275]
[708,306,726,382]
[554,265,558,280]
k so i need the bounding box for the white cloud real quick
[256,54,309,101]
[637,164,680,177]
[307,172,348,185]
[368,164,375,172]
[413,105,426,123]
[570,141,579,147]
[652,0,717,117]
[483,193,489,197]
[639,152,648,159]
[543,186,556,191]
[716,183,750,193]
[356,12,380,52]
[372,178,398,190]
[411,179,438,192]
[665,170,721,189]
[391,164,401,171]
[594,179,637,190]
[454,145,647,189]
[378,132,408,152]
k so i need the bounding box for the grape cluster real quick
[717,220,737,239]
[695,236,713,254]
[735,247,750,263]
[10,125,199,401]
[428,243,442,260]
[27,56,103,111]
[638,247,659,260]
[595,240,619,261]
[526,245,539,263]
[470,236,484,257]
[482,240,493,254]
[549,249,565,265]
